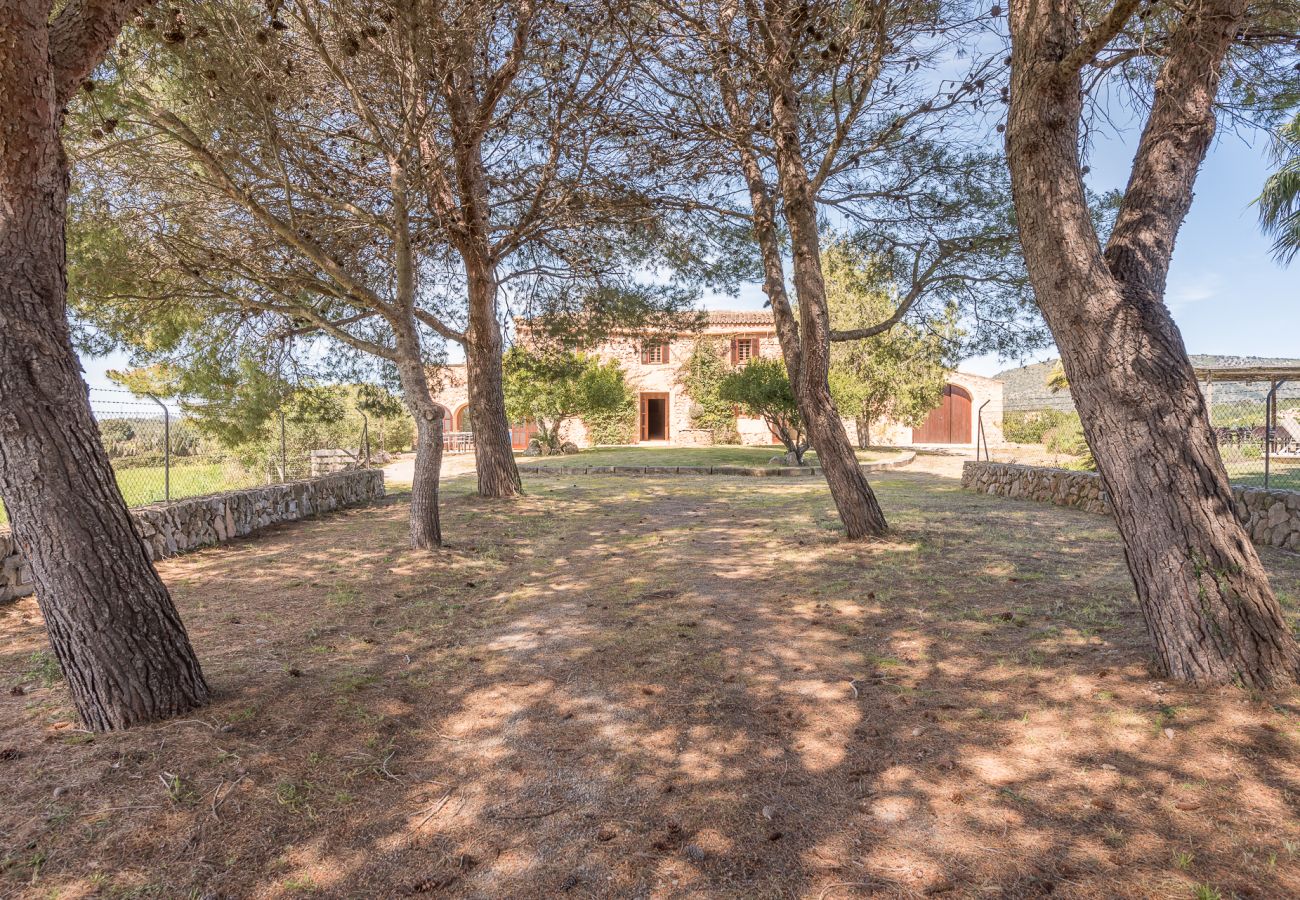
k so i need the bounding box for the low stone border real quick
[1,468,384,604]
[519,451,916,479]
[962,460,1300,552]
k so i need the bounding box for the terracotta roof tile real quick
[704,310,774,326]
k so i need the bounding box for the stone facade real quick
[0,469,384,604]
[961,460,1300,552]
[864,370,1005,448]
[431,310,1004,449]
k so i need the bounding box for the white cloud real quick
[1166,274,1222,311]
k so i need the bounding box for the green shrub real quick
[583,401,637,445]
[1041,417,1096,470]
[1003,409,1075,444]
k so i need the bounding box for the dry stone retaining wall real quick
[1,469,384,604]
[962,460,1300,552]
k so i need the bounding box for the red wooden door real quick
[912,385,972,444]
[510,420,539,450]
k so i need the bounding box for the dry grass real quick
[2,464,1300,899]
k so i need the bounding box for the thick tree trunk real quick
[1006,0,1298,687]
[768,70,887,539]
[0,0,209,730]
[393,336,443,549]
[464,264,522,498]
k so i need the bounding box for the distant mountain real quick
[997,355,1300,412]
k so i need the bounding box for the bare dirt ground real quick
[3,466,1300,899]
[382,451,479,486]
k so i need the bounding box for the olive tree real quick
[719,357,810,464]
[825,242,954,447]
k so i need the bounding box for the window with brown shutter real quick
[641,340,668,365]
[731,336,756,365]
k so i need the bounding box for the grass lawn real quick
[0,462,261,526]
[517,443,900,468]
[1223,457,1300,491]
[4,463,1300,897]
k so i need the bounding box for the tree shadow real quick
[2,470,1299,898]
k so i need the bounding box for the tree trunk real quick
[719,56,885,537]
[393,335,443,549]
[464,265,522,498]
[1006,0,1298,687]
[0,1,209,730]
[855,416,871,450]
[768,64,887,539]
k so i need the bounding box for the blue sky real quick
[78,121,1292,390]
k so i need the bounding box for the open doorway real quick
[640,392,670,442]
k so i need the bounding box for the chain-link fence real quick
[1204,375,1300,491]
[1,388,398,525]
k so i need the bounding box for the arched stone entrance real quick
[913,384,973,444]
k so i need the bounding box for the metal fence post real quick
[1265,380,1277,490]
[147,394,170,502]
[976,400,990,461]
[279,410,287,483]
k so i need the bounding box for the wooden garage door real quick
[912,385,972,444]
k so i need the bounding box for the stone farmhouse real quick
[429,311,1003,450]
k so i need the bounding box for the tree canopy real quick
[502,348,630,451]
[719,357,810,464]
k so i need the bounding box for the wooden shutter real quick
[642,341,666,364]
[733,337,754,364]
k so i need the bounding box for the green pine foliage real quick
[824,242,955,446]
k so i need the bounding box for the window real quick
[731,336,757,365]
[641,340,669,365]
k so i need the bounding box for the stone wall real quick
[0,469,384,604]
[962,461,1300,552]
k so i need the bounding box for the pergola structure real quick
[1193,364,1300,490]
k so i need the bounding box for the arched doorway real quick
[912,384,972,444]
[454,404,472,432]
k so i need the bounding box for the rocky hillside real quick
[997,355,1300,412]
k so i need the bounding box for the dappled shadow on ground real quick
[3,470,1300,898]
